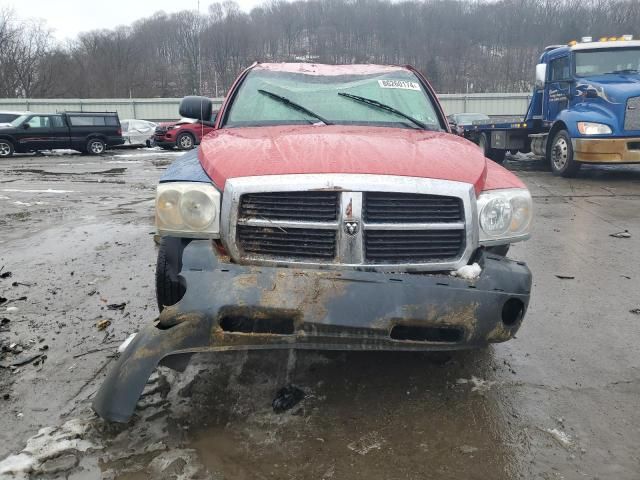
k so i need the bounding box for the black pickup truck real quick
[0,112,124,157]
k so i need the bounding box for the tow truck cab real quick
[470,35,640,176]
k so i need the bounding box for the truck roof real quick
[254,62,409,76]
[546,39,640,56]
[63,111,119,115]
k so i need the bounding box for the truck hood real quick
[199,125,491,192]
[578,75,640,103]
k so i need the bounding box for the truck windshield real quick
[9,115,28,127]
[575,47,640,76]
[225,69,443,131]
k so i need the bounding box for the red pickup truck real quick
[154,117,216,150]
[94,63,533,422]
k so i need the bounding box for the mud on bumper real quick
[93,240,532,422]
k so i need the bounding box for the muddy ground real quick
[0,148,639,479]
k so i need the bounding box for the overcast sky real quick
[2,0,265,41]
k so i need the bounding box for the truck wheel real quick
[176,133,195,150]
[0,140,14,158]
[479,133,505,164]
[156,237,187,312]
[87,138,106,155]
[549,130,581,177]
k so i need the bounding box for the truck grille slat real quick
[240,192,339,221]
[365,229,465,263]
[625,97,640,131]
[364,192,463,223]
[238,225,336,259]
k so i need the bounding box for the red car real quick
[94,63,533,422]
[154,115,217,150]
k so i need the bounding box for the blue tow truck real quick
[465,35,640,177]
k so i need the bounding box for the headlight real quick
[156,182,220,238]
[477,188,532,244]
[577,122,612,135]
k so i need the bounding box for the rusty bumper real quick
[93,241,531,422]
[573,137,640,163]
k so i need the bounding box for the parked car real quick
[0,112,124,157]
[153,114,217,150]
[93,63,533,422]
[447,112,491,137]
[0,111,31,127]
[120,119,156,147]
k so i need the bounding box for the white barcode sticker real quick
[378,80,421,90]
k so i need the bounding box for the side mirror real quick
[22,123,30,129]
[179,96,213,122]
[535,63,547,88]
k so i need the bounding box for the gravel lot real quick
[1,148,639,479]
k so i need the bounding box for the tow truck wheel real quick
[479,133,505,164]
[549,130,581,177]
[176,132,195,150]
[87,138,106,155]
[0,140,14,158]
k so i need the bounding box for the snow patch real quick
[456,376,496,392]
[2,188,74,194]
[115,151,182,158]
[451,263,482,280]
[545,428,572,448]
[0,418,99,478]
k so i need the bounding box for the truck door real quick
[49,115,70,149]
[545,55,573,122]
[22,115,53,151]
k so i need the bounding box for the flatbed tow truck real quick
[465,35,640,176]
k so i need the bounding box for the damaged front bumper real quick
[93,240,531,422]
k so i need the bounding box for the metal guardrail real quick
[0,93,532,121]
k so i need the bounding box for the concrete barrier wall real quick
[0,93,531,121]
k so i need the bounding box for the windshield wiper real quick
[605,69,640,74]
[258,89,332,125]
[337,92,431,130]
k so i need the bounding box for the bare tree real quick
[3,0,640,99]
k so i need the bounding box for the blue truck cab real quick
[468,36,640,177]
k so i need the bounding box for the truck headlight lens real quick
[478,189,532,244]
[156,182,220,238]
[577,122,612,135]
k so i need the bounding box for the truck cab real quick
[469,36,640,177]
[529,36,640,175]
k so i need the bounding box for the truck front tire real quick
[479,133,506,164]
[0,140,14,158]
[549,130,581,177]
[156,237,188,312]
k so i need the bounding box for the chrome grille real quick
[223,174,476,272]
[240,191,339,221]
[625,96,640,131]
[364,229,465,262]
[363,192,463,223]
[237,225,336,259]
